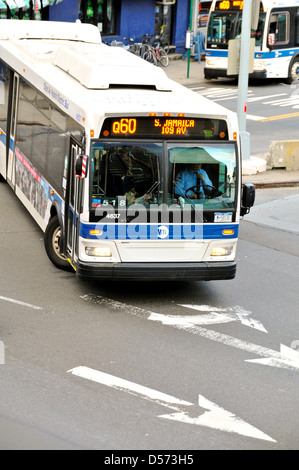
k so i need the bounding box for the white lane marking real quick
[80,295,299,371]
[178,304,267,332]
[68,366,192,408]
[68,366,276,442]
[0,295,43,311]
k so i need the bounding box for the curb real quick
[250,180,299,189]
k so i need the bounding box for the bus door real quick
[7,73,19,188]
[66,139,83,266]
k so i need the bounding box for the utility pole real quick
[237,0,253,161]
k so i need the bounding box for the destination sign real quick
[100,117,228,140]
[215,1,244,10]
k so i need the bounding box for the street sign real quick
[228,38,255,75]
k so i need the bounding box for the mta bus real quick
[0,19,254,281]
[205,0,299,83]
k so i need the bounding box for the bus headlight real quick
[210,246,233,257]
[85,246,112,257]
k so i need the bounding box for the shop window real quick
[79,0,119,35]
[1,1,49,20]
[155,2,173,44]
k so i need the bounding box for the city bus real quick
[0,19,254,281]
[204,0,299,83]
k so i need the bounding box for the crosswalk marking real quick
[247,93,287,102]
[189,85,299,119]
[247,114,266,121]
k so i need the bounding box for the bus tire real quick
[286,58,299,84]
[44,216,72,271]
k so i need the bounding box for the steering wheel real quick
[185,184,217,199]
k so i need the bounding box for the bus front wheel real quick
[44,216,72,271]
[286,59,299,84]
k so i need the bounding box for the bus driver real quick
[175,163,212,199]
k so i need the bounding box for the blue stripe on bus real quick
[0,129,14,150]
[80,223,238,241]
[206,48,297,59]
[206,49,228,57]
[0,132,6,146]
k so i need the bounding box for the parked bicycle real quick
[104,34,168,67]
[142,34,169,67]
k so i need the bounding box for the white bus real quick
[0,19,254,281]
[205,0,299,83]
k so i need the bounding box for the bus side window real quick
[296,14,299,46]
[269,12,290,46]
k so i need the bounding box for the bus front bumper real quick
[76,260,236,281]
[204,67,267,80]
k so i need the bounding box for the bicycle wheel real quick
[143,47,157,65]
[158,48,168,67]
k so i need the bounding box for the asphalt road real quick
[0,181,298,451]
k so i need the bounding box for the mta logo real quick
[157,225,169,239]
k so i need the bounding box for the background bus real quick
[0,19,254,281]
[204,0,299,83]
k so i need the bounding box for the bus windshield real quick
[168,143,236,214]
[91,142,163,211]
[91,141,237,219]
[207,11,266,47]
[207,12,241,46]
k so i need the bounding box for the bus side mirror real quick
[241,183,255,216]
[75,155,88,178]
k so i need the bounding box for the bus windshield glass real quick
[168,143,236,213]
[207,11,241,46]
[207,11,266,47]
[91,141,237,220]
[91,142,163,212]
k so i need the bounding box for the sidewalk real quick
[163,56,299,189]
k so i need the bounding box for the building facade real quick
[0,0,196,54]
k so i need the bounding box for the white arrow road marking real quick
[80,295,299,371]
[68,366,192,409]
[68,366,275,443]
[81,294,267,331]
[246,344,299,370]
[0,295,43,311]
[178,304,268,332]
[149,313,299,372]
[160,395,276,443]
